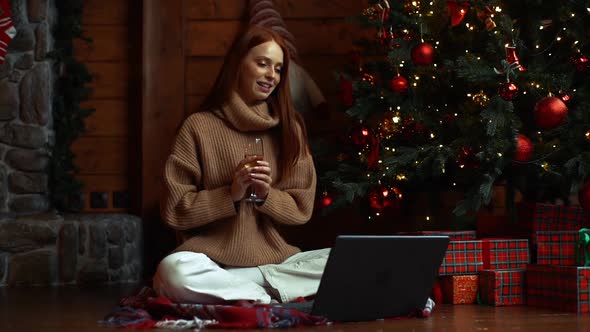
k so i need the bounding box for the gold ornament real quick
[472,90,489,107]
[378,111,402,139]
[404,1,421,14]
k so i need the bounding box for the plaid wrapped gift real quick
[519,202,590,244]
[481,238,529,270]
[526,264,590,313]
[439,240,483,275]
[440,275,479,304]
[479,269,526,306]
[421,230,477,241]
[536,231,579,266]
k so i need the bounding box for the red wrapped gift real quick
[422,230,476,241]
[526,264,590,313]
[440,275,479,304]
[519,202,590,244]
[481,238,529,269]
[439,240,483,275]
[536,231,579,266]
[479,269,526,306]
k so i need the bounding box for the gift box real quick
[519,202,590,244]
[536,231,579,266]
[479,269,526,306]
[439,240,483,275]
[481,238,529,270]
[526,264,590,313]
[421,230,477,241]
[440,275,479,304]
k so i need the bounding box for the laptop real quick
[277,235,449,322]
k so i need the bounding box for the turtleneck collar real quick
[215,92,280,132]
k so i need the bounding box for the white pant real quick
[153,248,330,304]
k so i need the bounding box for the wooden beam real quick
[142,0,186,272]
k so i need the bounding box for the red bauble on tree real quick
[447,0,470,27]
[579,182,590,213]
[411,42,435,66]
[349,124,374,148]
[368,184,402,213]
[390,75,409,93]
[573,54,589,72]
[514,134,534,162]
[499,82,519,101]
[320,191,333,208]
[534,96,568,130]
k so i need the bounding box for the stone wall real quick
[0,1,144,287]
[1,0,53,214]
[0,212,143,286]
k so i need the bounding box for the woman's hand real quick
[231,156,272,202]
[249,160,272,200]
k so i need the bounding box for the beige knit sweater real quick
[160,92,317,267]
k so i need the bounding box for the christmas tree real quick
[315,0,590,220]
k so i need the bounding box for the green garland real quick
[47,0,94,211]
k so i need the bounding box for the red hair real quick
[199,25,309,179]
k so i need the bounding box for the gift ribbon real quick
[576,228,590,266]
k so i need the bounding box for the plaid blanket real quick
[100,287,434,329]
[99,287,327,329]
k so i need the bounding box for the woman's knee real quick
[155,251,211,289]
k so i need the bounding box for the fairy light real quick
[497,153,503,157]
[430,133,435,139]
[556,36,562,41]
[453,182,457,186]
[426,216,430,221]
[542,162,550,171]
[585,130,590,140]
[539,25,544,30]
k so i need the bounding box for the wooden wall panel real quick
[185,19,361,56]
[80,100,128,137]
[86,62,129,99]
[71,137,128,175]
[74,25,129,61]
[73,0,134,212]
[185,0,369,20]
[83,0,129,25]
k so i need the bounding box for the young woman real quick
[153,25,329,305]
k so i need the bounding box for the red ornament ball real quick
[368,184,402,212]
[320,191,333,207]
[514,134,534,162]
[411,42,435,66]
[573,54,589,72]
[579,182,590,212]
[534,96,568,130]
[390,75,409,93]
[349,125,375,148]
[499,82,519,101]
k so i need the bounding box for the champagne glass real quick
[243,137,265,203]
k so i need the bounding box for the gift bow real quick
[577,228,590,266]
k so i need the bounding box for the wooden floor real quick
[1,284,589,332]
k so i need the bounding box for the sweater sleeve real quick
[256,150,317,225]
[160,119,237,230]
